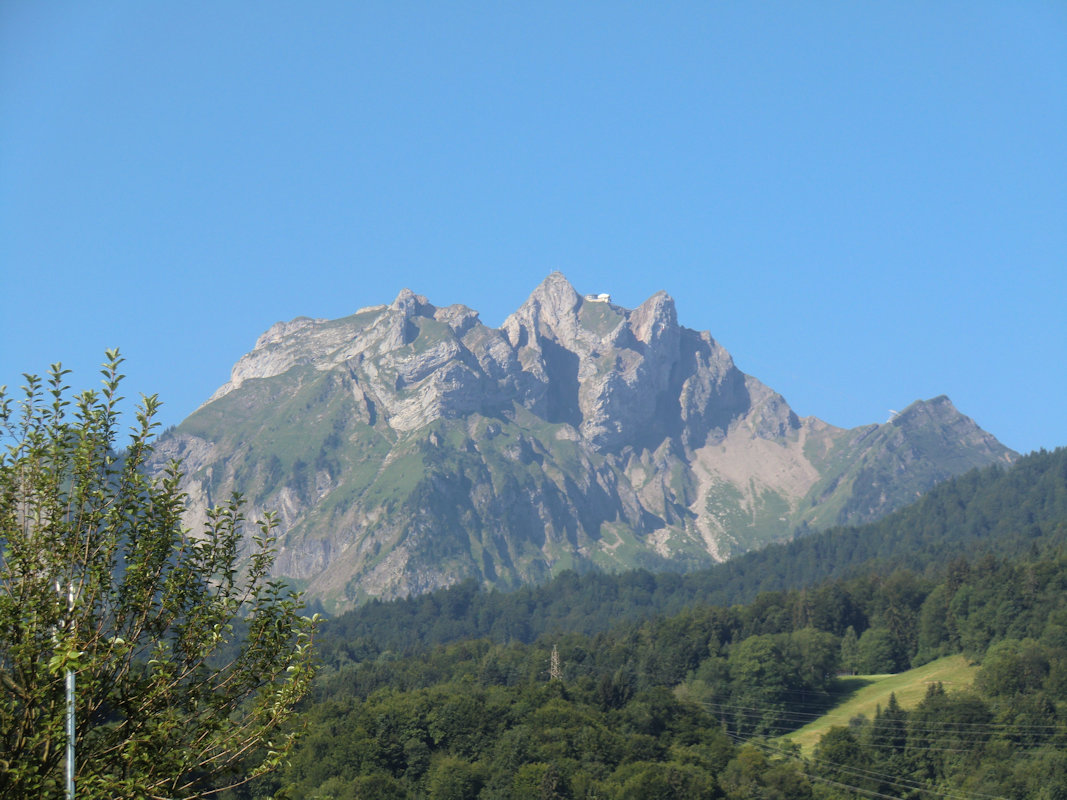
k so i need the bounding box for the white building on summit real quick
[585,293,611,303]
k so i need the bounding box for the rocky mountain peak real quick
[391,288,435,318]
[885,395,1013,467]
[532,270,581,307]
[253,316,322,350]
[893,395,954,424]
[630,290,677,345]
[502,271,582,347]
[164,274,1018,610]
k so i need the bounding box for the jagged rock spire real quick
[502,271,582,347]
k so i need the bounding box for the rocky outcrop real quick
[159,273,1017,611]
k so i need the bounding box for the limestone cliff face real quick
[158,273,1016,611]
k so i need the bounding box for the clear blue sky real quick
[2,2,1064,455]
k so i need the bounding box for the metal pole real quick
[66,665,75,800]
[64,580,75,800]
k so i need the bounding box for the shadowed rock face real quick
[497,274,763,450]
[158,273,1017,611]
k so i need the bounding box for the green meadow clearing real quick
[780,654,978,753]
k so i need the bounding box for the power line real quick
[698,699,1067,739]
[727,730,1010,800]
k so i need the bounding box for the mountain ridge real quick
[155,274,1015,611]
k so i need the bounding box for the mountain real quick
[154,273,1015,611]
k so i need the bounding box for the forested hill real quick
[322,446,1067,654]
[270,468,1067,800]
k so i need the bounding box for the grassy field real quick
[781,654,978,753]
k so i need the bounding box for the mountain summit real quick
[156,274,1015,610]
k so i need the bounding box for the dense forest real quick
[234,448,1067,799]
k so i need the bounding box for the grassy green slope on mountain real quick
[179,365,395,505]
[780,655,978,754]
[709,480,794,558]
[579,300,625,336]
